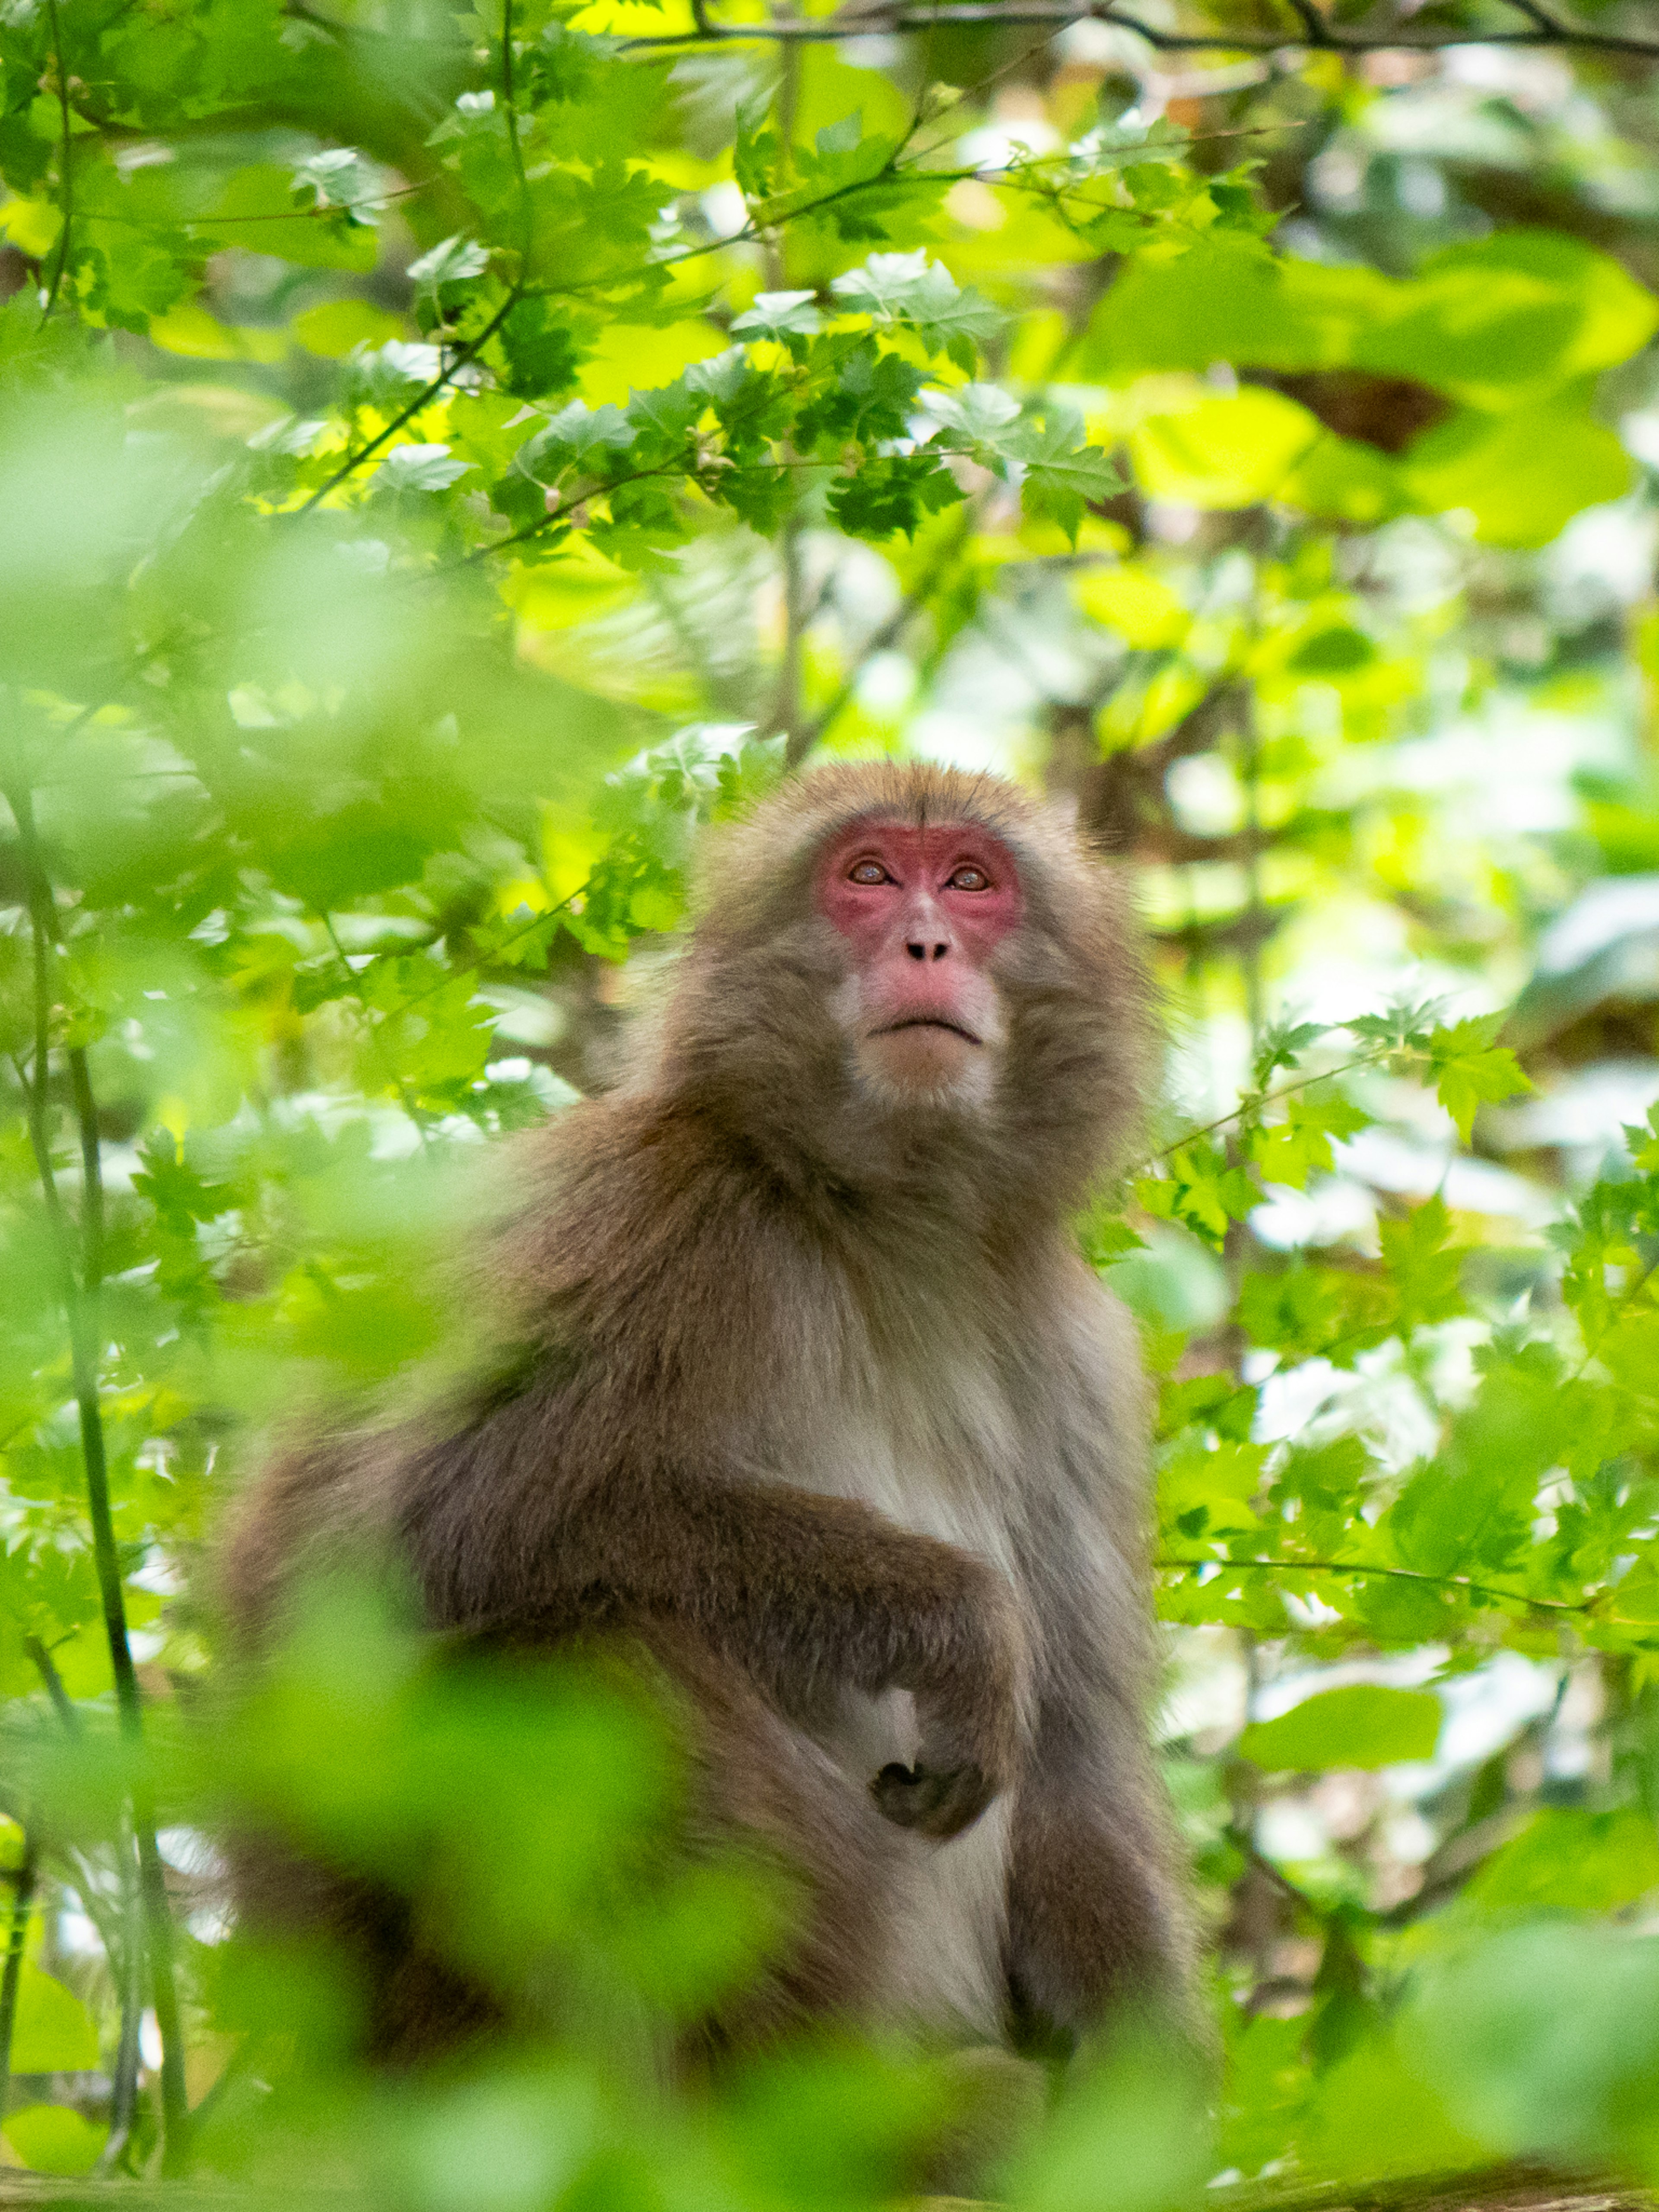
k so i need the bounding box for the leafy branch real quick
[296,0,531,513]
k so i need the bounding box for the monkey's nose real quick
[906,941,949,961]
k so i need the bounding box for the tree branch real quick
[622,0,1659,55]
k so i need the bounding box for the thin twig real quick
[788,504,974,765]
[39,0,73,321]
[1282,0,1331,44]
[1133,1046,1390,1176]
[24,1636,80,1738]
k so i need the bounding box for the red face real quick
[817,820,1022,1100]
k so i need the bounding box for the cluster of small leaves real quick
[1108,1007,1659,1672]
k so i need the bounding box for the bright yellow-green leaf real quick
[1071,563,1189,648]
[2,2107,106,2177]
[292,299,407,358]
[1249,1087,1371,1190]
[1128,389,1322,510]
[1404,405,1634,547]
[0,197,61,257]
[10,1962,99,2074]
[149,305,288,364]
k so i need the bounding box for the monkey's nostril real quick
[931,943,947,960]
[906,942,925,961]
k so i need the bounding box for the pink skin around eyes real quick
[816,822,1022,1059]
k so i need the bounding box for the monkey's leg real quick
[1004,1731,1200,2051]
[224,1828,505,2065]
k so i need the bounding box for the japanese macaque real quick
[218,762,1198,2066]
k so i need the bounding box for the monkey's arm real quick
[404,1440,1028,1841]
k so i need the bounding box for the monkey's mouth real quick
[871,1017,982,1047]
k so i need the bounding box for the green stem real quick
[1132,1045,1393,1178]
[8,787,191,2171]
[0,1827,40,2121]
[1159,1553,1587,1617]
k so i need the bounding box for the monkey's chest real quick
[786,1402,1030,2041]
[792,1387,1028,1578]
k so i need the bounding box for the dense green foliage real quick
[4,0,1659,2200]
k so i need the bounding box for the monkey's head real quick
[660,763,1150,1220]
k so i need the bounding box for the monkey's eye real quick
[948,865,989,892]
[847,859,890,886]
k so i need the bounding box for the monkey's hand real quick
[871,1758,996,1840]
[871,1565,1029,1843]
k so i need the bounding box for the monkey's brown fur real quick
[218,762,1198,2062]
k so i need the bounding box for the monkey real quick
[216,761,1199,2073]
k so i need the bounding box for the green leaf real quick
[1424,1016,1532,1142]
[1135,1141,1257,1252]
[1403,402,1636,548]
[1251,1018,1325,1086]
[518,399,636,483]
[917,381,1021,445]
[291,300,407,358]
[831,252,1002,368]
[734,104,781,202]
[375,444,475,493]
[1081,1211,1147,1268]
[1249,1086,1371,1191]
[1010,418,1124,544]
[1237,1261,1391,1366]
[1160,1434,1267,1539]
[827,454,962,541]
[1466,1808,1659,1915]
[1379,1195,1465,1333]
[495,297,582,399]
[731,290,823,339]
[407,235,492,287]
[1128,389,1322,511]
[1239,1684,1441,1773]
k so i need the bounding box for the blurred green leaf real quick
[1239,1685,1441,1773]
